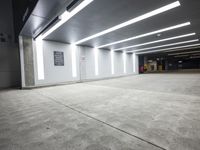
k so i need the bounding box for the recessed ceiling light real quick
[97,22,190,49]
[75,1,181,45]
[39,0,94,40]
[130,39,199,52]
[136,43,200,54]
[157,33,162,37]
[114,33,196,51]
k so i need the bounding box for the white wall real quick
[80,47,112,80]
[34,40,80,86]
[114,51,124,76]
[98,49,112,78]
[81,47,96,80]
[126,53,134,74]
[32,40,138,86]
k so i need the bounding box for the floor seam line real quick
[37,91,167,150]
[84,83,200,98]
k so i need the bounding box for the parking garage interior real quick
[138,48,200,73]
[0,0,200,150]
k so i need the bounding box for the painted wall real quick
[34,40,80,86]
[114,51,124,76]
[126,53,134,74]
[32,40,138,86]
[98,49,112,78]
[80,47,112,80]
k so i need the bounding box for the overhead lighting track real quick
[75,1,181,45]
[136,43,200,54]
[174,55,189,58]
[114,33,196,51]
[168,50,200,56]
[34,16,61,40]
[165,46,200,52]
[67,0,84,11]
[37,0,93,40]
[97,22,190,49]
[128,39,199,52]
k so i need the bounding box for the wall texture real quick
[0,0,21,89]
[0,43,21,88]
[27,40,138,87]
[34,40,80,86]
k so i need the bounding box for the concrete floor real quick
[0,73,200,150]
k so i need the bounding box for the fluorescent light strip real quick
[174,55,189,58]
[136,43,200,54]
[168,51,200,56]
[129,39,199,52]
[75,1,181,45]
[35,38,45,80]
[40,0,93,39]
[97,22,190,49]
[192,53,200,56]
[190,56,200,59]
[114,33,195,51]
[165,46,200,52]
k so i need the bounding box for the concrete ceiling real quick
[22,0,200,54]
[20,0,72,36]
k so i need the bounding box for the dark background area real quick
[12,0,38,41]
[139,51,200,73]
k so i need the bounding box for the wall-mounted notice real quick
[54,51,64,66]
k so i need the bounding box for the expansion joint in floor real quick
[38,92,167,150]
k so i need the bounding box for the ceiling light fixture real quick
[97,22,190,49]
[114,33,196,51]
[128,39,199,52]
[75,1,181,45]
[168,50,200,56]
[39,0,94,40]
[174,55,189,58]
[135,43,200,54]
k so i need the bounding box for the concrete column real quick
[19,36,35,87]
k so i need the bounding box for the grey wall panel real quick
[127,53,134,74]
[0,44,21,89]
[114,52,124,76]
[0,0,21,89]
[98,49,112,78]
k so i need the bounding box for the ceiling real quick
[138,47,200,63]
[21,0,200,54]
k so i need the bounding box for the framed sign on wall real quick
[54,51,64,66]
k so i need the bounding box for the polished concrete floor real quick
[0,73,200,150]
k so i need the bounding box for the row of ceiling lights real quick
[38,0,199,54]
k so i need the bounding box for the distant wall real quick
[28,40,138,87]
[0,0,21,89]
